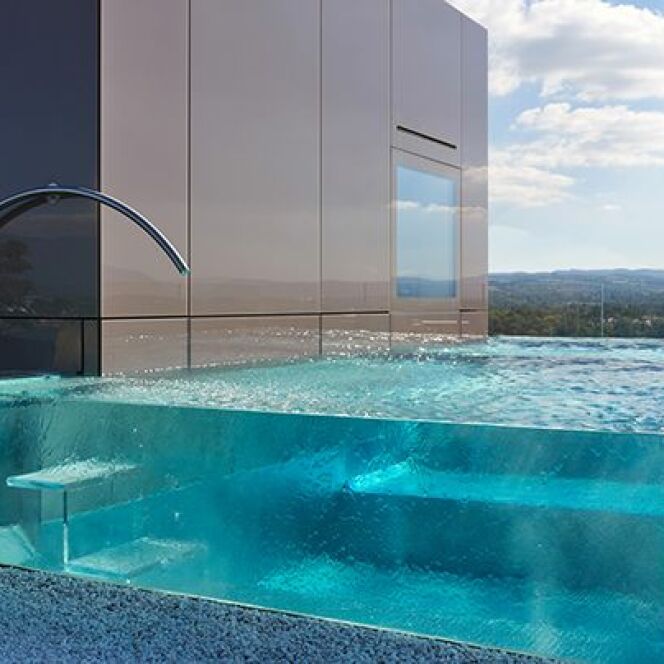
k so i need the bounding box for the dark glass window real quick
[0,0,99,318]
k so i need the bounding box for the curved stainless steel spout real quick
[0,184,190,276]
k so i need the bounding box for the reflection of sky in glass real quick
[396,165,457,299]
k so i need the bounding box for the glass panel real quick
[1,382,663,663]
[0,1,99,318]
[0,319,83,376]
[396,164,458,299]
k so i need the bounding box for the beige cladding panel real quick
[461,310,489,338]
[96,1,486,373]
[461,17,489,315]
[100,0,188,318]
[191,316,320,368]
[190,0,320,316]
[322,0,390,313]
[393,0,462,167]
[322,314,390,356]
[101,319,188,375]
[391,312,461,352]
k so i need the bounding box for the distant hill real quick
[489,269,664,337]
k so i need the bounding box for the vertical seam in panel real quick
[388,0,394,349]
[319,0,323,356]
[187,0,192,368]
[97,0,103,372]
[484,31,489,312]
[459,15,465,320]
[80,318,85,376]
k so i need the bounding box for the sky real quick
[448,0,664,273]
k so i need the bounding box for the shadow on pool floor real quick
[0,565,554,663]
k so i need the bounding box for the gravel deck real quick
[0,566,553,663]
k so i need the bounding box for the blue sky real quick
[450,0,664,272]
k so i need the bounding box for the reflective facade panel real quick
[391,312,461,350]
[395,165,458,300]
[393,0,462,167]
[101,319,188,375]
[461,16,489,314]
[0,0,99,319]
[101,0,189,318]
[322,0,390,313]
[82,320,101,376]
[322,314,390,356]
[393,152,460,313]
[191,317,319,367]
[461,310,489,338]
[0,320,84,376]
[190,0,320,315]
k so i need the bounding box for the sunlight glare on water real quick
[64,336,664,433]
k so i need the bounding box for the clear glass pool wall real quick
[1,338,664,663]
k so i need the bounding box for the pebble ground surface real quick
[0,565,555,663]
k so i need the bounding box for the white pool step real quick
[67,537,204,580]
[348,462,664,516]
[6,460,137,492]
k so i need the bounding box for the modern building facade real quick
[0,0,487,375]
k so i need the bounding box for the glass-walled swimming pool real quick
[1,338,664,662]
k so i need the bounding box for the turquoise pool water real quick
[17,335,664,433]
[1,337,664,662]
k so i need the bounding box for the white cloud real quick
[490,154,574,207]
[396,200,420,211]
[397,201,457,214]
[601,203,622,213]
[450,0,664,101]
[510,103,664,169]
[489,102,664,206]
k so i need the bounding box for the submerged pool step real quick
[257,555,664,663]
[6,460,137,492]
[67,537,204,580]
[340,462,664,598]
[348,462,664,516]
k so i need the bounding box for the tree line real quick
[490,270,664,338]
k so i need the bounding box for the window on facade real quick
[395,163,458,300]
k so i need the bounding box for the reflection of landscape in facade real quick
[0,240,31,313]
[490,270,664,337]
